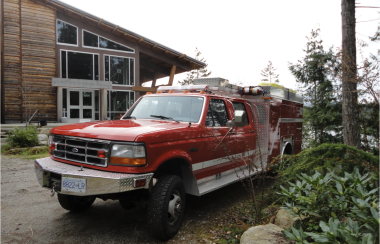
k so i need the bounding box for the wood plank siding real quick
[2,0,56,123]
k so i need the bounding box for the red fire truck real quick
[34,80,303,240]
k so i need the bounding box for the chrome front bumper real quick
[34,157,153,196]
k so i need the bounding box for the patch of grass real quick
[1,144,49,159]
[218,226,244,244]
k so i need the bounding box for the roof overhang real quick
[33,0,206,74]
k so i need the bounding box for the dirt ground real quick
[1,156,273,244]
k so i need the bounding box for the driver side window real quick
[205,99,229,127]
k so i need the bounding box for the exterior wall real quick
[21,0,56,121]
[2,0,56,123]
[3,0,22,123]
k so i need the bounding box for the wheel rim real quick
[168,190,182,225]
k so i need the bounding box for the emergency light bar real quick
[157,85,210,93]
[155,84,264,97]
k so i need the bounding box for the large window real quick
[57,20,77,46]
[205,99,229,127]
[83,30,134,53]
[105,55,134,85]
[107,90,135,120]
[61,51,99,80]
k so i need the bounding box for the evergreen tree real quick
[289,29,342,148]
[179,48,211,85]
[260,61,279,83]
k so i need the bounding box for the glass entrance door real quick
[67,89,94,122]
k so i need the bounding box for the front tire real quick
[57,193,95,212]
[147,175,185,241]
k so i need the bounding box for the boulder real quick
[275,208,307,230]
[240,224,293,244]
[37,134,48,142]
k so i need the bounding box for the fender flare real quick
[152,150,200,196]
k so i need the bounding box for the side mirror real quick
[234,110,246,127]
[226,119,234,129]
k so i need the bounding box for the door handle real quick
[249,130,254,133]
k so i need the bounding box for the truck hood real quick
[51,120,191,142]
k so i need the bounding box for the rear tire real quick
[57,193,95,212]
[147,175,185,241]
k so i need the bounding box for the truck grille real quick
[52,135,110,167]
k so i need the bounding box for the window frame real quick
[232,101,250,126]
[104,55,135,87]
[60,49,100,80]
[107,90,136,119]
[56,19,78,47]
[82,29,135,53]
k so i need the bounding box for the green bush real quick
[279,168,379,244]
[270,143,379,183]
[6,125,39,147]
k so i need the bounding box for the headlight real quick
[48,135,55,153]
[110,144,146,166]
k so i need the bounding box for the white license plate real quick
[61,177,86,193]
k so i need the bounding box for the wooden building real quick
[1,0,205,123]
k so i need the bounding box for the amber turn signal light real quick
[110,157,146,166]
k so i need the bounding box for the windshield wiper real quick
[122,115,136,120]
[150,115,180,123]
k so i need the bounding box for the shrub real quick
[6,125,39,147]
[270,143,379,183]
[279,168,379,244]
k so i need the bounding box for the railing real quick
[26,109,39,127]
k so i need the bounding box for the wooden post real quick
[168,65,176,86]
[152,72,159,87]
[100,89,108,120]
[57,86,63,122]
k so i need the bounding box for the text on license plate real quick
[61,177,86,193]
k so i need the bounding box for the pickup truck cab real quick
[35,84,303,240]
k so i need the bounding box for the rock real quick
[275,208,308,230]
[240,224,293,244]
[38,128,51,135]
[37,134,48,142]
[39,141,48,146]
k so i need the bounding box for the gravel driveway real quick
[1,156,268,244]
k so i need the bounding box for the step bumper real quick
[34,157,153,196]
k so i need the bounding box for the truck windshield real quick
[125,96,204,123]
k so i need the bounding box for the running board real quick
[197,166,262,196]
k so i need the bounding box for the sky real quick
[61,0,380,90]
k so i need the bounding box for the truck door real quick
[232,101,256,167]
[197,98,237,179]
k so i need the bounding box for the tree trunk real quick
[341,0,361,148]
